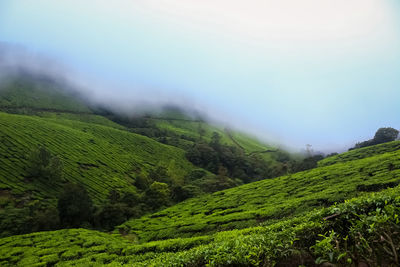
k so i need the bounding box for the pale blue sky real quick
[1,0,400,151]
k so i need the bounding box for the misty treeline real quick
[185,132,324,183]
[350,127,399,150]
[105,114,325,180]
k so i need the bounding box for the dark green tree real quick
[373,127,399,144]
[134,173,151,190]
[145,182,171,209]
[108,189,120,204]
[171,185,200,202]
[121,191,139,206]
[31,205,60,232]
[94,203,128,231]
[57,183,93,228]
[210,132,222,149]
[26,146,63,182]
[197,123,206,139]
[148,166,171,185]
[352,127,399,150]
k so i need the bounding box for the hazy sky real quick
[1,0,400,151]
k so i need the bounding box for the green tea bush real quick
[118,147,400,242]
[1,187,400,266]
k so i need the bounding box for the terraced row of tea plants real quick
[117,142,400,242]
[0,111,195,203]
[318,140,400,166]
[2,185,399,266]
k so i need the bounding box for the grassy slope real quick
[153,118,279,163]
[1,75,399,265]
[0,74,287,206]
[318,140,400,167]
[38,112,126,130]
[0,111,195,203]
[117,142,400,242]
[1,185,399,266]
[0,76,91,113]
[133,107,278,158]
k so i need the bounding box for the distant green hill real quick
[114,110,284,161]
[106,108,294,184]
[0,74,91,113]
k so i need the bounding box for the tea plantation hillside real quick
[0,73,292,186]
[318,140,400,167]
[106,106,290,163]
[117,142,400,242]
[0,73,297,237]
[107,109,296,184]
[153,116,275,154]
[2,185,400,266]
[1,72,399,266]
[0,111,197,203]
[0,74,91,113]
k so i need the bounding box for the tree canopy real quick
[351,127,399,150]
[26,145,63,182]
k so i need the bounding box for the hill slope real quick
[2,183,399,266]
[0,74,91,113]
[0,111,195,203]
[118,141,400,242]
[107,108,294,184]
[2,72,399,266]
[105,105,290,161]
[0,72,293,237]
[318,140,400,167]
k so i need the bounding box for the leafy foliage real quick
[0,200,59,238]
[118,145,400,242]
[145,182,171,209]
[351,127,399,150]
[26,146,63,182]
[1,186,400,266]
[57,183,93,228]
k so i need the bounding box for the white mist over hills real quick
[1,0,400,152]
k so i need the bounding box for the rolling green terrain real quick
[0,111,195,202]
[0,74,289,206]
[1,73,399,266]
[1,184,399,266]
[153,119,286,165]
[0,73,295,238]
[0,75,212,205]
[106,106,288,164]
[118,140,400,242]
[153,117,273,152]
